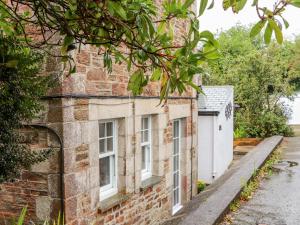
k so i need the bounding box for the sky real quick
[198,0,300,39]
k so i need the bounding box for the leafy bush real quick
[0,36,52,183]
[235,106,293,138]
[234,126,248,139]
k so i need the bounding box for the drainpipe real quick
[22,123,64,221]
[132,100,136,192]
[212,117,216,180]
[190,99,193,200]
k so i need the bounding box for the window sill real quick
[98,193,130,213]
[140,175,162,191]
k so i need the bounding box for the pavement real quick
[219,129,300,225]
[163,136,283,225]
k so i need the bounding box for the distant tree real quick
[289,37,300,90]
[0,36,52,182]
[203,25,300,137]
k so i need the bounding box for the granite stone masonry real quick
[0,1,199,224]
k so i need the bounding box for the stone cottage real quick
[0,2,199,225]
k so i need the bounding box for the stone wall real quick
[60,98,198,225]
[0,123,62,224]
[0,1,199,224]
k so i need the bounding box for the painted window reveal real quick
[172,119,181,213]
[99,121,117,200]
[141,116,152,180]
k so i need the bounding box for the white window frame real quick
[172,119,182,214]
[141,116,152,181]
[99,120,118,200]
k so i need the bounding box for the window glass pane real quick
[106,122,113,137]
[99,123,105,138]
[100,139,105,153]
[146,145,151,170]
[142,146,146,170]
[174,139,179,154]
[107,137,113,152]
[142,117,149,130]
[100,157,110,187]
[173,155,179,171]
[173,121,179,138]
[174,189,179,205]
[173,172,179,187]
[143,130,149,142]
[141,130,144,143]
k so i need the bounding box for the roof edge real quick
[198,111,219,116]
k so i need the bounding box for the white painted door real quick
[172,119,181,213]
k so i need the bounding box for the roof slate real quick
[198,86,233,113]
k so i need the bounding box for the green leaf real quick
[61,35,74,55]
[281,17,290,29]
[236,0,247,11]
[268,19,283,44]
[63,35,74,47]
[199,30,214,41]
[199,0,208,16]
[250,20,266,38]
[183,0,195,9]
[159,80,170,104]
[157,22,166,35]
[290,0,300,7]
[107,1,127,20]
[223,0,231,10]
[168,24,174,40]
[151,68,162,81]
[17,207,27,225]
[264,23,273,44]
[208,0,215,9]
[127,70,148,95]
[252,0,258,6]
[69,65,76,74]
[186,80,201,93]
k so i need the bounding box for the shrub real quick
[0,36,52,183]
[234,126,248,139]
[235,108,293,138]
[197,180,206,193]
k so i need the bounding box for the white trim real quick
[141,116,152,181]
[172,204,183,215]
[99,120,118,200]
[172,119,182,213]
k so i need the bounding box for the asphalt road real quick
[222,135,300,225]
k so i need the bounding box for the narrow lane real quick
[224,133,300,225]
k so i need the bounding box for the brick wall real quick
[95,183,170,225]
[0,124,62,224]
